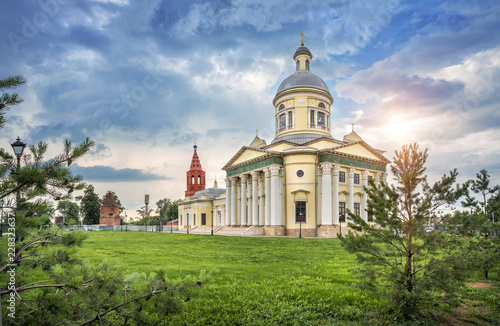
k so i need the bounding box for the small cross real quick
[352,123,355,132]
[256,129,259,136]
[193,137,197,145]
[300,32,305,46]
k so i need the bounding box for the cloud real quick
[70,163,168,182]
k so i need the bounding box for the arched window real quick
[191,175,194,184]
[198,175,201,184]
[306,60,310,71]
[279,114,286,130]
[318,102,325,109]
[279,104,285,111]
[296,60,300,71]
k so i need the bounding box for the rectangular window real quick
[280,114,286,129]
[180,215,182,225]
[310,110,315,126]
[368,175,373,183]
[339,171,346,183]
[354,173,360,184]
[339,202,346,222]
[295,201,306,222]
[201,213,206,225]
[354,203,360,216]
[288,111,293,128]
[193,214,196,225]
[317,112,325,127]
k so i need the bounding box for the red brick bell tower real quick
[185,142,206,197]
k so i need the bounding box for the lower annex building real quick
[178,40,390,237]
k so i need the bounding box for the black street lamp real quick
[186,213,189,234]
[211,210,214,235]
[11,137,26,208]
[170,216,173,233]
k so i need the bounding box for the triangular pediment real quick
[329,141,390,163]
[223,147,279,171]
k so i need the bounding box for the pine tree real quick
[339,143,467,320]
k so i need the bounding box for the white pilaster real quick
[348,168,355,222]
[375,172,381,186]
[270,166,281,226]
[321,164,332,225]
[332,165,340,225]
[317,168,322,225]
[251,171,259,226]
[230,178,237,226]
[362,170,369,222]
[240,174,247,226]
[264,168,271,226]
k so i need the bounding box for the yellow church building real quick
[178,39,390,237]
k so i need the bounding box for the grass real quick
[77,231,380,325]
[2,231,499,325]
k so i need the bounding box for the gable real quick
[231,148,268,166]
[333,143,382,161]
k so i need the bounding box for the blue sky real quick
[1,0,499,218]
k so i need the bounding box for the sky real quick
[1,0,499,219]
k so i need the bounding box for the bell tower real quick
[185,141,206,197]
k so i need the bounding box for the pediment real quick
[223,147,279,171]
[330,141,390,163]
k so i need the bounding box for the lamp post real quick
[144,194,149,231]
[11,137,26,209]
[211,210,214,235]
[170,216,173,233]
[186,213,189,234]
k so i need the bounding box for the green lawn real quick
[3,231,499,325]
[77,231,380,325]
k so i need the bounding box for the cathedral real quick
[178,39,390,237]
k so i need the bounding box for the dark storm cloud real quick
[70,163,168,182]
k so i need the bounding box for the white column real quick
[332,165,339,225]
[264,168,271,226]
[362,170,369,222]
[382,172,387,183]
[240,174,247,226]
[259,173,264,226]
[251,171,259,226]
[321,164,332,225]
[348,168,355,221]
[230,178,237,226]
[375,172,381,186]
[248,176,252,226]
[270,166,281,226]
[225,178,231,226]
[221,205,225,226]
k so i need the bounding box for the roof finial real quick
[193,137,197,149]
[352,123,355,132]
[300,32,305,47]
[256,129,259,137]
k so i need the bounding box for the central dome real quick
[276,71,330,94]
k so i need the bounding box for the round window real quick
[296,169,305,178]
